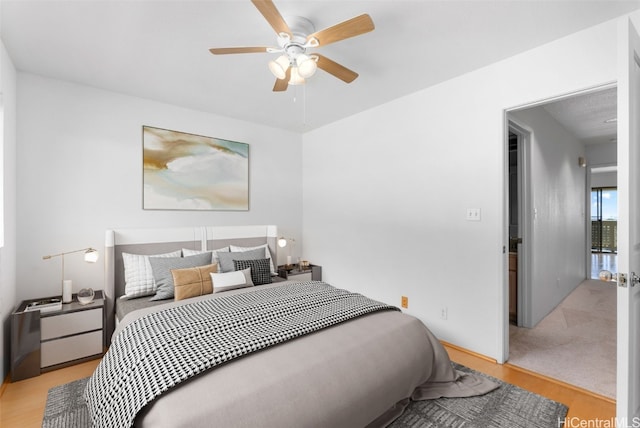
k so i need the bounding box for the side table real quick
[11,290,105,381]
[278,264,322,282]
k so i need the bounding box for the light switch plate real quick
[466,208,481,221]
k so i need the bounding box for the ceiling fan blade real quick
[315,54,359,83]
[209,47,269,55]
[251,0,292,38]
[307,14,374,47]
[273,67,291,92]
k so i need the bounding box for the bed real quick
[87,225,496,428]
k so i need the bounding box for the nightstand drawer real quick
[41,308,102,340]
[41,330,102,368]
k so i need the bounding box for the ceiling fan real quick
[209,0,375,92]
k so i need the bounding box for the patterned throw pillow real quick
[121,250,182,299]
[233,258,272,286]
[229,244,276,275]
[172,263,218,301]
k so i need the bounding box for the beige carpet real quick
[508,279,616,398]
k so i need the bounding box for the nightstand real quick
[11,290,105,381]
[278,264,322,282]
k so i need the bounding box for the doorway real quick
[507,123,530,328]
[505,85,617,398]
[508,131,519,325]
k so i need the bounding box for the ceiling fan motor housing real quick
[277,15,317,57]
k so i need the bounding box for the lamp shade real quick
[84,248,99,263]
[288,66,305,85]
[278,238,288,248]
[268,55,290,80]
[296,54,317,78]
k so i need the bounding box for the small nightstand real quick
[278,264,322,282]
[11,290,105,381]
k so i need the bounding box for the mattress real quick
[95,281,496,427]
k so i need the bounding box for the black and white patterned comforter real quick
[83,281,399,428]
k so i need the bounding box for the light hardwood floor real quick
[0,345,614,427]
[444,342,615,424]
[1,359,100,428]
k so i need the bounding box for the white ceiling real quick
[543,87,617,146]
[2,1,639,133]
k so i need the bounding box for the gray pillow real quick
[149,252,213,301]
[216,247,265,273]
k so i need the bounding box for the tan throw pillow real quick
[172,263,218,301]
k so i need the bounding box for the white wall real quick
[588,141,618,188]
[587,141,617,166]
[303,17,619,360]
[16,73,303,302]
[510,106,587,327]
[1,40,17,380]
[591,171,618,188]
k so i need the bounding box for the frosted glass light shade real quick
[84,249,99,263]
[296,54,317,78]
[278,238,288,248]
[268,55,290,80]
[288,67,305,85]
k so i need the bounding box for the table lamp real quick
[42,247,99,303]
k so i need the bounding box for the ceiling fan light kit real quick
[268,50,317,82]
[209,0,375,92]
[295,54,317,78]
[288,66,305,86]
[268,54,290,80]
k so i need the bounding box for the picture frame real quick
[143,126,249,210]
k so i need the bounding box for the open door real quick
[616,16,640,423]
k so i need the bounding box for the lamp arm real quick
[42,247,96,260]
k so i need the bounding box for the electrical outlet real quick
[440,307,448,320]
[401,296,408,309]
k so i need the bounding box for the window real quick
[591,187,617,253]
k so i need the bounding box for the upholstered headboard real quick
[104,225,278,338]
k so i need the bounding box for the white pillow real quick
[211,268,254,293]
[182,246,230,266]
[121,250,181,300]
[229,244,276,275]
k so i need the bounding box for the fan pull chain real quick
[291,85,307,126]
[303,84,307,125]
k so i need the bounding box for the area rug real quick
[389,364,568,428]
[43,363,567,428]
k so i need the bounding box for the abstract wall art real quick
[143,126,249,210]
